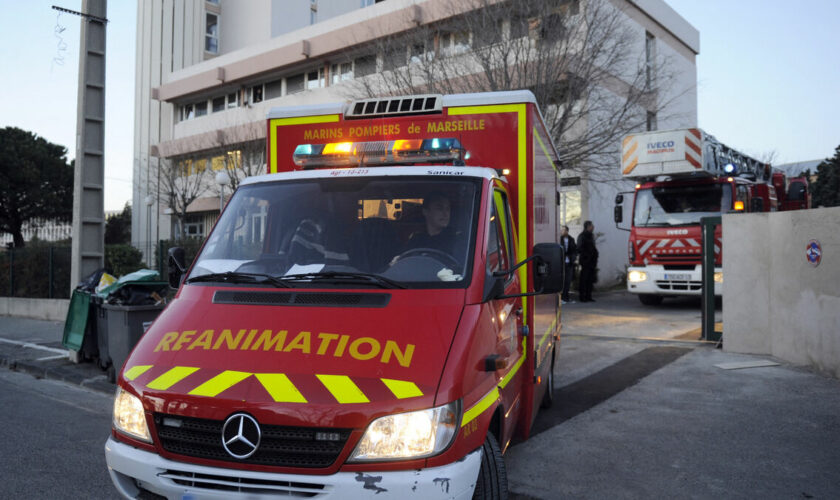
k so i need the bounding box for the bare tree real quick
[156,155,210,241]
[207,124,266,194]
[349,0,687,182]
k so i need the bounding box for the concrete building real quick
[133,0,699,283]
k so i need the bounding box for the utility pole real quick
[58,1,108,290]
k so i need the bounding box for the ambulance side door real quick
[487,188,524,450]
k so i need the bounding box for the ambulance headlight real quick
[628,270,648,283]
[113,387,151,443]
[349,401,460,461]
[714,272,723,283]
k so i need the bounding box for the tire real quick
[638,294,663,306]
[472,433,508,500]
[540,348,555,409]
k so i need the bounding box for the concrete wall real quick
[0,298,70,322]
[723,207,840,378]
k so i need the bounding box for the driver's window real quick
[487,190,511,273]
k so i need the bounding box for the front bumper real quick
[105,436,481,499]
[626,265,721,297]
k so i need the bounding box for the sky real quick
[0,1,135,212]
[0,1,838,212]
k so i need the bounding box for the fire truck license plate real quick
[664,273,691,281]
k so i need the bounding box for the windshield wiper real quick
[281,271,406,289]
[185,271,290,288]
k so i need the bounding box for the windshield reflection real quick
[189,177,481,288]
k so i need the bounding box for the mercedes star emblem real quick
[222,413,261,459]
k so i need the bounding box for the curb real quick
[0,353,114,395]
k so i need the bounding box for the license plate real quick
[664,273,691,281]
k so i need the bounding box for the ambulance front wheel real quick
[472,433,508,500]
[638,294,663,306]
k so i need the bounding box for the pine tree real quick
[811,145,840,208]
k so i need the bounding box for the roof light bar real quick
[293,138,464,169]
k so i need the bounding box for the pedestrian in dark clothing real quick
[577,220,598,302]
[559,225,577,303]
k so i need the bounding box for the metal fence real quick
[0,245,72,299]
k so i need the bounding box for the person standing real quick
[577,220,599,302]
[559,225,577,304]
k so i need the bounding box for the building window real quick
[307,68,325,90]
[354,55,376,78]
[330,62,353,84]
[205,13,219,54]
[250,84,263,103]
[558,176,582,227]
[287,73,305,94]
[645,31,655,88]
[181,103,194,121]
[185,214,205,239]
[194,100,208,117]
[211,96,225,113]
[646,111,657,131]
[265,79,283,99]
[227,92,238,108]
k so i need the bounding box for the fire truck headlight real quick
[348,401,460,461]
[714,272,723,283]
[628,270,647,283]
[113,387,151,443]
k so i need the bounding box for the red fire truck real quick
[615,128,810,305]
[105,91,565,499]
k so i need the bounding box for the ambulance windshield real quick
[634,183,732,227]
[188,176,481,288]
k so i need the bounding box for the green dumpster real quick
[61,289,100,360]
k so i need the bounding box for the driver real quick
[405,192,460,254]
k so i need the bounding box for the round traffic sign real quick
[805,240,821,267]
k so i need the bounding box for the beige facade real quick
[133,0,699,281]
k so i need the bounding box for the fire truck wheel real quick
[638,294,664,306]
[472,433,508,500]
[540,348,555,409]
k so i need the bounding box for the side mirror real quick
[614,205,623,224]
[615,194,624,204]
[168,247,186,289]
[532,243,564,294]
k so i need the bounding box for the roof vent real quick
[346,94,442,119]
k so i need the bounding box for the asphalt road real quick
[560,290,722,341]
[0,370,115,499]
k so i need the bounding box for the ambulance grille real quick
[213,291,390,308]
[154,414,351,469]
[159,470,326,497]
[345,94,442,118]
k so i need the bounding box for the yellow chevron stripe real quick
[381,378,423,399]
[317,374,369,404]
[622,141,638,163]
[123,365,152,381]
[256,373,308,403]
[461,387,499,427]
[188,370,251,397]
[623,157,639,175]
[146,366,200,390]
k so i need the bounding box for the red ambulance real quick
[105,90,564,499]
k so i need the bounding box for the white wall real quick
[723,207,840,378]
